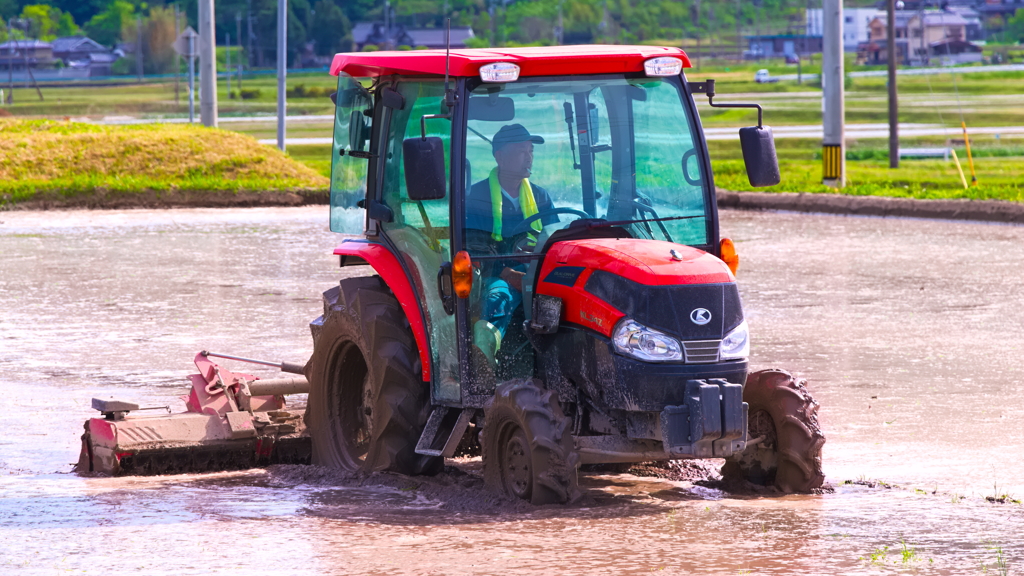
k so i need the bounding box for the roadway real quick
[773,62,1024,82]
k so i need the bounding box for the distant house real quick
[0,39,55,70]
[52,36,119,77]
[745,34,823,59]
[807,7,883,51]
[976,0,1024,21]
[352,22,475,51]
[862,10,979,65]
[857,38,911,66]
[945,6,984,41]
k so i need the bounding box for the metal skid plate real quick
[659,379,747,459]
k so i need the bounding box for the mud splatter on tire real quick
[482,380,580,505]
[722,369,826,493]
[304,276,441,476]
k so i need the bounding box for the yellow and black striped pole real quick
[822,0,845,188]
[822,143,844,183]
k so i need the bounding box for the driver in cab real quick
[465,124,559,338]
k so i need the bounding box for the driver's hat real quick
[492,124,544,154]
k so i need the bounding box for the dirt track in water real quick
[1,206,1023,574]
[261,459,733,516]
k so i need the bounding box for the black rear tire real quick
[304,276,441,475]
[723,369,826,493]
[482,380,580,504]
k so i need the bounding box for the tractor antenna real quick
[444,18,454,108]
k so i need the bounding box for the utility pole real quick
[174,4,180,106]
[822,0,845,187]
[19,20,29,89]
[489,0,495,46]
[887,0,898,168]
[736,0,742,61]
[236,12,243,90]
[384,0,391,49]
[136,15,143,82]
[600,0,609,42]
[695,0,701,70]
[198,0,218,127]
[226,33,232,96]
[189,32,196,123]
[277,0,287,151]
[556,0,564,45]
[6,20,12,105]
[247,3,256,68]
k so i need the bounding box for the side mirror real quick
[738,126,781,187]
[349,110,369,152]
[403,137,447,200]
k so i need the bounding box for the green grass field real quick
[284,136,1023,205]
[1,60,1021,205]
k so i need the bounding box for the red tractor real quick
[305,45,825,503]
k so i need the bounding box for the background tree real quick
[309,0,351,56]
[84,0,134,47]
[1007,9,1024,44]
[20,4,80,40]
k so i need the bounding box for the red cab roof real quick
[330,45,691,79]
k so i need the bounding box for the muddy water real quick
[1,207,1021,575]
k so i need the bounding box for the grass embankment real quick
[0,119,328,207]
[709,137,1024,202]
[0,72,339,118]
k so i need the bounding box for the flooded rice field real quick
[1,206,1022,575]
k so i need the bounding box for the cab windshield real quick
[463,74,710,260]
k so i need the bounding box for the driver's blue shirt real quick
[465,178,558,239]
[465,178,559,337]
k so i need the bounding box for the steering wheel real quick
[507,207,592,237]
[681,148,701,186]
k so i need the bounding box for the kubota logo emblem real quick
[690,308,711,325]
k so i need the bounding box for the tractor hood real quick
[544,238,733,286]
[534,238,742,339]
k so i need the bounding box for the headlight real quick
[612,319,683,363]
[719,320,749,361]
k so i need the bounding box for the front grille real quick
[682,340,721,364]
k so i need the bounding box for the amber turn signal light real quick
[452,250,473,298]
[720,238,739,276]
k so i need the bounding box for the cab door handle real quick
[437,262,455,315]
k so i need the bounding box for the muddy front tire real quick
[304,276,441,475]
[482,381,580,505]
[723,369,825,493]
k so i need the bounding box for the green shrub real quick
[239,88,261,100]
[286,84,332,98]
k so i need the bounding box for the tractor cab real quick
[310,46,818,504]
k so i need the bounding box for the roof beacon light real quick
[480,62,520,83]
[644,57,683,77]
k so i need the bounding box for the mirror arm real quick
[420,113,452,140]
[690,78,763,128]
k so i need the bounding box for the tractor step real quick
[414,407,474,457]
